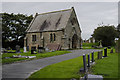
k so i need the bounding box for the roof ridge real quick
[37,8,72,15]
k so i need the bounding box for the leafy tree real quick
[92,25,117,47]
[116,24,120,37]
[2,13,33,48]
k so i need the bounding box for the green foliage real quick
[2,13,33,48]
[2,50,71,64]
[92,26,117,47]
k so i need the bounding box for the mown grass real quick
[91,49,118,79]
[2,50,71,64]
[28,50,100,79]
[82,43,99,47]
[29,48,118,79]
[82,43,101,49]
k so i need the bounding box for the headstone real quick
[31,47,37,54]
[31,49,34,54]
[107,46,111,49]
[87,54,90,68]
[24,47,27,53]
[38,47,44,53]
[98,51,100,59]
[91,52,94,62]
[100,51,103,58]
[110,49,113,53]
[99,40,102,48]
[104,48,107,57]
[27,46,29,51]
[8,47,11,50]
[16,45,20,53]
[83,54,87,72]
[45,47,49,52]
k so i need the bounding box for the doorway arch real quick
[72,34,78,49]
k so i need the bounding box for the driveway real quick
[2,49,101,79]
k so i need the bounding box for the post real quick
[104,48,107,57]
[83,54,87,72]
[91,52,94,62]
[87,54,90,68]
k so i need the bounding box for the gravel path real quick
[2,49,101,79]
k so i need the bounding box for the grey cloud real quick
[2,2,118,39]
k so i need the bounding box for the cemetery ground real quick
[29,48,118,79]
[2,43,100,64]
[2,49,71,64]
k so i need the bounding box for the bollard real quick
[87,54,90,68]
[83,54,87,72]
[104,48,107,57]
[91,52,94,62]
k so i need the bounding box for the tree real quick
[2,13,33,48]
[92,25,117,47]
[116,24,120,37]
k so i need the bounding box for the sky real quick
[1,2,118,40]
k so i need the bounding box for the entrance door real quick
[72,34,78,49]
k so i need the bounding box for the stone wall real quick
[25,30,66,50]
[64,9,81,49]
[24,8,82,50]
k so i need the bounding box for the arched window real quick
[32,35,36,42]
[50,33,53,42]
[53,33,56,41]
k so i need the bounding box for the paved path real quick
[2,49,101,79]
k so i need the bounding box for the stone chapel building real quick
[24,7,82,51]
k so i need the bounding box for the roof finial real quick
[71,7,74,9]
[36,13,38,16]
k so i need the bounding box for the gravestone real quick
[24,47,27,52]
[98,52,100,59]
[80,54,87,73]
[104,48,107,57]
[16,45,20,53]
[99,40,102,48]
[27,46,29,51]
[100,51,103,58]
[31,47,37,54]
[87,54,90,68]
[31,49,34,54]
[91,52,94,62]
[83,54,87,72]
[110,49,113,53]
[107,46,111,49]
[38,47,44,53]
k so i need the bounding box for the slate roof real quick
[26,8,73,32]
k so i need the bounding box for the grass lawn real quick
[82,43,103,49]
[82,43,99,47]
[28,48,118,80]
[91,49,118,79]
[28,50,100,79]
[2,50,71,64]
